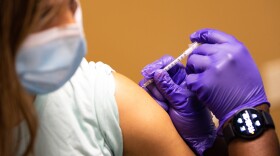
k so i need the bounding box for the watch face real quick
[232,108,264,139]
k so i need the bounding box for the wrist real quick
[216,103,270,134]
[221,104,274,144]
[222,103,270,129]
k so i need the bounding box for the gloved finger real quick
[141,55,186,85]
[168,62,186,85]
[139,79,169,111]
[139,79,150,92]
[186,73,211,101]
[154,70,192,109]
[186,73,203,92]
[186,54,211,74]
[139,78,166,101]
[191,43,220,56]
[146,82,167,102]
[141,55,174,79]
[190,28,237,44]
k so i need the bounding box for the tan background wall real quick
[80,0,280,140]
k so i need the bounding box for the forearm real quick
[228,129,280,156]
[204,136,228,156]
[226,104,280,156]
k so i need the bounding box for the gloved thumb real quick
[190,28,236,44]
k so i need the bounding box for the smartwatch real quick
[223,108,275,144]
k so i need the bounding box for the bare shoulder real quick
[113,72,194,156]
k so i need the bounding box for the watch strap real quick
[223,122,236,143]
[223,109,275,144]
[262,111,275,129]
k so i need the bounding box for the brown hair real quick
[0,0,70,155]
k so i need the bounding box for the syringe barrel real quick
[141,42,200,88]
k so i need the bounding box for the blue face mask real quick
[16,24,87,94]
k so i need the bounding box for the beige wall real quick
[80,0,280,139]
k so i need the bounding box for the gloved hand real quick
[139,55,216,155]
[186,28,269,132]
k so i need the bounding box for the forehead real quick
[35,0,77,32]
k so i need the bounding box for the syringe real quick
[141,42,200,88]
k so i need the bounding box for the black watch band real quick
[223,108,275,144]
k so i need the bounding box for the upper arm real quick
[113,72,194,156]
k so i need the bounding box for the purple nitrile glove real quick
[139,55,216,155]
[186,28,269,133]
[139,55,187,112]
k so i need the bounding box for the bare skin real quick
[228,129,280,156]
[226,105,280,156]
[29,2,280,155]
[30,2,195,155]
[114,72,194,156]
